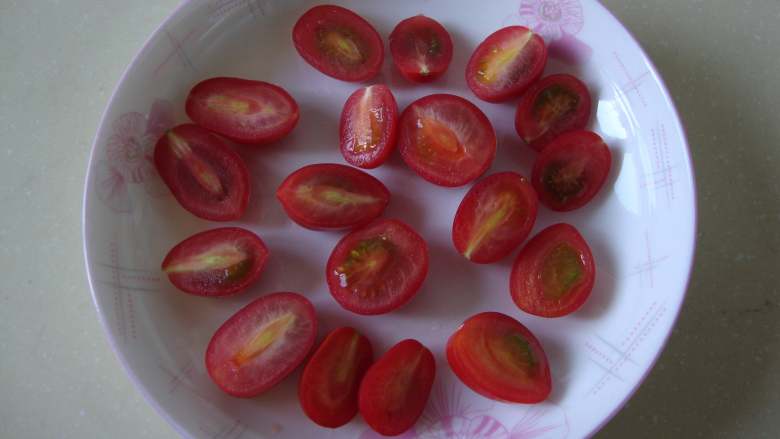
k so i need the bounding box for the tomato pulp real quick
[154,124,250,221]
[515,74,592,151]
[389,15,453,83]
[531,130,611,211]
[205,292,317,397]
[186,77,299,145]
[466,26,547,102]
[447,312,551,403]
[359,339,435,436]
[452,172,538,263]
[339,85,398,169]
[299,327,374,428]
[276,163,390,230]
[326,219,428,315]
[292,5,384,82]
[398,94,496,187]
[510,223,595,317]
[162,227,269,296]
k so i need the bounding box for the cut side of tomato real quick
[515,74,592,151]
[154,124,250,221]
[206,292,317,397]
[466,26,547,102]
[452,172,538,264]
[389,15,453,83]
[276,163,390,230]
[326,219,428,315]
[161,227,269,297]
[531,130,611,211]
[339,85,398,169]
[447,312,551,403]
[398,94,496,187]
[299,327,374,428]
[359,339,435,436]
[292,5,384,82]
[510,223,595,317]
[185,77,299,145]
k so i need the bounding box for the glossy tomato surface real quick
[161,227,268,297]
[359,339,435,436]
[326,219,428,315]
[510,223,595,317]
[447,312,551,403]
[452,172,538,264]
[154,124,250,221]
[299,327,374,428]
[389,15,453,83]
[515,74,592,151]
[292,5,383,82]
[466,26,547,102]
[185,77,299,145]
[531,130,611,211]
[398,94,496,187]
[205,292,317,397]
[339,85,398,169]
[276,163,390,230]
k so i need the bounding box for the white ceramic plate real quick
[83,1,696,437]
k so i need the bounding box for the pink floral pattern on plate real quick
[94,100,174,212]
[505,0,592,65]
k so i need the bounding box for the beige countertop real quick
[1,1,778,437]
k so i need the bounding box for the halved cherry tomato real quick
[292,5,384,82]
[452,172,538,264]
[326,219,428,315]
[389,15,453,83]
[154,124,250,221]
[359,339,435,436]
[185,77,299,145]
[447,312,551,403]
[339,85,398,169]
[205,292,317,397]
[276,163,390,230]
[398,94,496,187]
[531,130,611,211]
[161,227,269,297]
[515,74,592,151]
[510,223,595,317]
[466,26,547,102]
[299,327,374,428]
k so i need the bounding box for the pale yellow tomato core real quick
[476,30,534,85]
[167,131,224,196]
[233,313,296,366]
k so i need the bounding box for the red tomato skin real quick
[515,74,592,151]
[398,94,497,187]
[510,223,595,317]
[359,339,436,436]
[161,227,269,297]
[154,124,250,221]
[531,130,611,211]
[299,327,374,428]
[339,85,399,169]
[205,292,317,398]
[276,163,390,230]
[292,5,384,82]
[452,172,538,264]
[446,312,551,403]
[185,77,299,145]
[466,26,547,103]
[326,219,429,315]
[389,15,454,83]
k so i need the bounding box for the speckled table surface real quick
[1,1,778,438]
